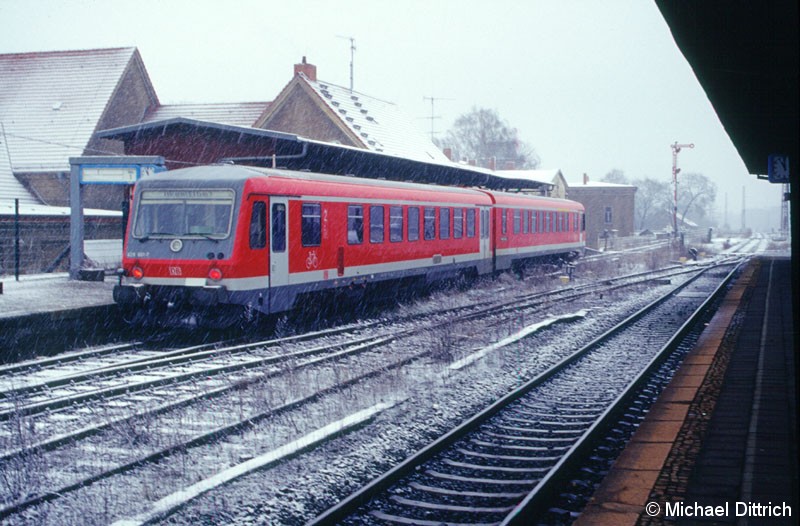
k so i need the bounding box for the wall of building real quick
[567,184,637,249]
[261,86,357,146]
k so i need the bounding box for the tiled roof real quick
[143,102,270,127]
[0,47,146,174]
[298,74,450,164]
[0,129,37,204]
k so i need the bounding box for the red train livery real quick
[114,164,585,326]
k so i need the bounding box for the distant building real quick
[567,174,637,250]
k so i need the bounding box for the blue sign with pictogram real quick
[768,155,790,184]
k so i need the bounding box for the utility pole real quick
[337,36,356,91]
[422,96,453,141]
[671,141,694,237]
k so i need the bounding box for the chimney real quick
[488,156,496,171]
[443,147,453,161]
[294,56,317,81]
[583,173,589,185]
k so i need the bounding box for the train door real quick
[479,206,494,272]
[269,198,289,309]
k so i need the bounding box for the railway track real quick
[0,257,740,523]
[308,260,741,525]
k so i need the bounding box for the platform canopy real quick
[96,117,552,192]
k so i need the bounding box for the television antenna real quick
[423,96,453,140]
[336,35,356,90]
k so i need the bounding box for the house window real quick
[347,205,363,244]
[301,203,321,246]
[370,205,384,243]
[604,206,613,224]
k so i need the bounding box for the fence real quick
[0,200,121,277]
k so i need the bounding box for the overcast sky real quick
[0,0,785,222]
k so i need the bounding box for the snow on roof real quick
[568,180,636,188]
[0,47,147,174]
[298,74,451,164]
[0,131,38,204]
[143,102,270,128]
[494,169,562,186]
[0,200,120,217]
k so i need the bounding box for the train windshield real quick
[132,189,235,240]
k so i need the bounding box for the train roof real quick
[137,164,583,210]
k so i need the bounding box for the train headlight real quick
[131,266,144,280]
[208,267,223,281]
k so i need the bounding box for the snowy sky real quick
[0,0,784,217]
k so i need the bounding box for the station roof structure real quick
[96,117,505,188]
[654,1,798,179]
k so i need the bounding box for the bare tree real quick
[441,107,540,169]
[602,169,629,184]
[633,177,671,231]
[677,172,717,226]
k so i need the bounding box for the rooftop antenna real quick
[337,35,356,90]
[423,96,453,140]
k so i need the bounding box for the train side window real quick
[370,205,384,243]
[513,209,520,234]
[390,206,403,242]
[440,208,450,240]
[271,203,286,252]
[453,208,463,239]
[301,203,321,247]
[531,211,537,233]
[249,201,267,249]
[501,209,508,235]
[483,209,491,239]
[522,209,528,234]
[424,207,436,240]
[347,205,364,244]
[408,207,420,241]
[466,208,476,238]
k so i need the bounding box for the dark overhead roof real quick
[654,1,798,178]
[97,118,524,189]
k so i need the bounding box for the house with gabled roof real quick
[0,47,159,209]
[256,57,450,164]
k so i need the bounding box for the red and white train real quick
[114,164,585,327]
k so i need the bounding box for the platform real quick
[576,256,797,525]
[0,273,116,321]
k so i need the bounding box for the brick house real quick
[0,47,161,210]
[567,174,637,250]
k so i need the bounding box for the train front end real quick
[114,167,258,328]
